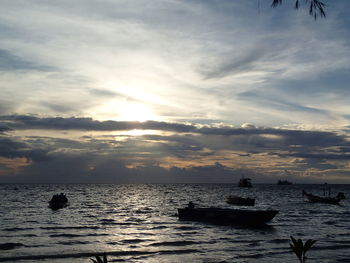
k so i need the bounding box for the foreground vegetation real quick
[90,236,317,262]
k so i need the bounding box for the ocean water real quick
[0,184,349,263]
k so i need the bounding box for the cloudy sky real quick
[1,0,350,183]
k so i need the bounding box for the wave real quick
[157,248,202,255]
[57,240,91,245]
[100,221,133,226]
[174,226,196,231]
[149,240,198,247]
[0,243,24,250]
[2,227,34,232]
[234,250,288,259]
[40,226,99,230]
[337,258,350,262]
[135,208,153,214]
[316,244,350,250]
[120,239,150,244]
[269,238,289,244]
[229,239,265,244]
[324,220,337,225]
[0,251,156,262]
[100,219,115,223]
[0,249,197,262]
[0,234,37,238]
[49,233,108,238]
[150,225,167,230]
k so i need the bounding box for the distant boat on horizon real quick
[238,176,252,187]
[277,180,293,185]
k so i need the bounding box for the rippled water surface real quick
[1,184,350,262]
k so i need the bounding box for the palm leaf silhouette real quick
[90,253,108,263]
[271,0,326,19]
[290,236,317,263]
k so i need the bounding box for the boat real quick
[238,177,252,187]
[178,203,278,226]
[277,180,292,185]
[226,195,255,206]
[302,190,345,205]
[49,193,69,210]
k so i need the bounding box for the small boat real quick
[277,180,292,185]
[49,193,69,210]
[226,195,255,206]
[238,177,252,187]
[302,190,345,205]
[178,203,278,226]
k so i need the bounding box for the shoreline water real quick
[1,183,349,262]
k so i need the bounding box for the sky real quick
[1,0,350,183]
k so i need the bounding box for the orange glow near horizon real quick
[0,157,31,175]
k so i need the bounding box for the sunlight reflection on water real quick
[0,183,349,262]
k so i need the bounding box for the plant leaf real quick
[95,256,103,263]
[290,236,303,259]
[271,0,282,7]
[304,239,317,253]
[290,236,298,247]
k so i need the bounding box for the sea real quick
[0,184,349,263]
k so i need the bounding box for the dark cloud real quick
[0,152,238,184]
[0,115,194,132]
[196,126,349,149]
[1,115,350,183]
[0,125,11,133]
[0,137,49,162]
[287,152,350,161]
[0,49,53,72]
[2,115,348,150]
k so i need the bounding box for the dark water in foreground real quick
[0,184,349,263]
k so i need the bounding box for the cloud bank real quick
[1,115,349,183]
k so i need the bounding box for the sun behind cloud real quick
[117,101,158,122]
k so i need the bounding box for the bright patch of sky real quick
[0,0,349,128]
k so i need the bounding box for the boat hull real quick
[303,191,341,205]
[49,201,68,210]
[48,193,69,210]
[178,208,278,226]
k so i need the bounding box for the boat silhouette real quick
[178,202,277,226]
[48,193,69,210]
[226,195,255,206]
[238,176,252,187]
[302,190,345,205]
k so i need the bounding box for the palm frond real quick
[290,236,317,263]
[303,239,317,253]
[271,0,326,19]
[90,254,108,263]
[271,0,283,8]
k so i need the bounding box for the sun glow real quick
[122,129,156,136]
[117,101,158,122]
